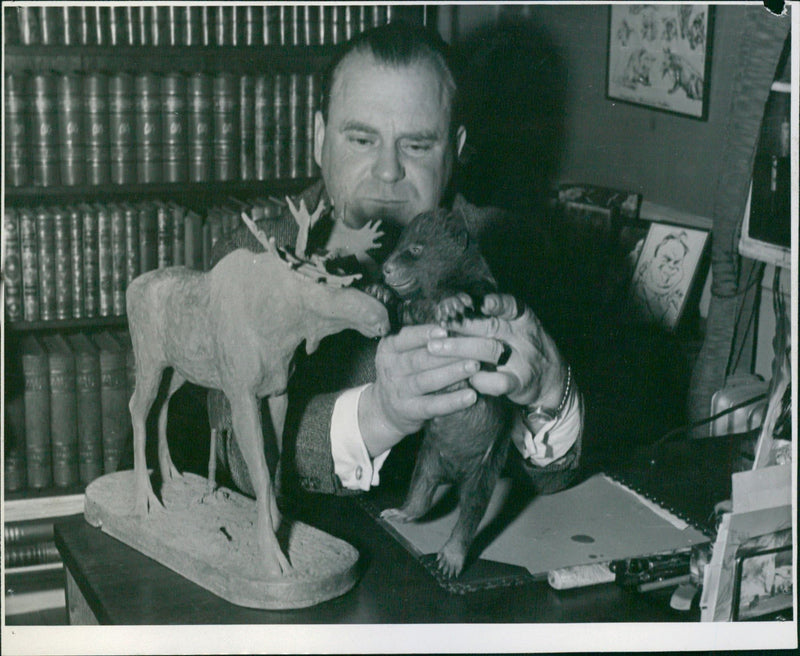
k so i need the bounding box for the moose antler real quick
[286,197,327,259]
[241,212,279,255]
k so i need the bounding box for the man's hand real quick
[431,294,566,408]
[358,324,480,457]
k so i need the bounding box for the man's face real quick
[315,51,465,229]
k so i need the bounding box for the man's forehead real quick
[329,51,452,115]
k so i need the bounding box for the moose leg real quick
[229,391,292,576]
[129,365,164,516]
[157,370,186,482]
[207,428,218,494]
[267,393,288,454]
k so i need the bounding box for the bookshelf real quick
[2,3,430,558]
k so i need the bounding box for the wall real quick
[443,3,752,218]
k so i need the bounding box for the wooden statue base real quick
[83,470,360,609]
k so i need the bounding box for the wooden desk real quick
[54,489,692,625]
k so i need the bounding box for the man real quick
[210,22,583,498]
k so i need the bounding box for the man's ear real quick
[455,125,467,160]
[314,110,325,167]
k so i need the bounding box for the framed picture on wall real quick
[607,4,714,119]
[628,222,709,330]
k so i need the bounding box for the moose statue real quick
[125,199,390,578]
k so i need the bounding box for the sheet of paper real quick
[380,474,709,576]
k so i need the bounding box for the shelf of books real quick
[2,4,430,578]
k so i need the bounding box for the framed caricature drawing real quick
[628,222,709,330]
[607,4,714,119]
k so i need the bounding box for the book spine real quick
[59,6,81,45]
[74,341,104,484]
[109,73,136,185]
[96,203,113,317]
[5,71,29,187]
[19,208,40,322]
[288,73,305,179]
[138,202,158,273]
[166,6,181,46]
[4,207,23,322]
[214,5,233,46]
[39,7,62,46]
[305,6,321,45]
[84,72,110,186]
[110,204,127,315]
[30,72,59,187]
[4,519,55,546]
[81,204,99,318]
[254,75,275,181]
[170,202,186,266]
[57,72,85,186]
[213,73,238,181]
[52,206,73,320]
[35,207,56,321]
[23,338,52,489]
[98,341,130,474]
[188,73,212,182]
[156,201,173,268]
[162,73,187,183]
[243,6,262,45]
[149,6,169,47]
[239,74,255,180]
[68,206,85,319]
[47,338,79,487]
[262,6,280,45]
[305,74,321,178]
[4,540,61,569]
[108,5,124,46]
[184,210,204,270]
[273,74,289,179]
[123,203,140,287]
[16,7,42,45]
[120,6,139,46]
[135,73,162,184]
[4,374,27,493]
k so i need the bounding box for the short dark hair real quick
[320,22,460,130]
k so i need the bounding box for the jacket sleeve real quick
[283,331,379,495]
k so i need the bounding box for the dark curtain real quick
[687,7,791,434]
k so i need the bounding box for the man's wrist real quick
[522,364,572,434]
[357,383,409,458]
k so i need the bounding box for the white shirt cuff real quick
[512,383,583,467]
[330,384,391,491]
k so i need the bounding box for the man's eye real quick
[402,141,433,155]
[346,134,376,148]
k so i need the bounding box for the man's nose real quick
[372,144,404,183]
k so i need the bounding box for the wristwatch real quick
[523,365,572,429]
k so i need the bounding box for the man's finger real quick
[480,293,521,320]
[384,324,447,353]
[411,359,479,395]
[469,371,518,398]
[428,335,507,365]
[415,387,477,418]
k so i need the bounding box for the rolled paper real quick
[548,563,615,590]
